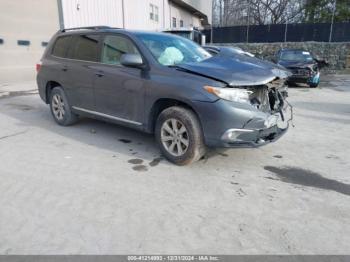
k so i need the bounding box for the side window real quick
[68,34,100,62]
[101,35,140,65]
[52,36,71,58]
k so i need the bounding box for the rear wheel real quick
[50,86,78,126]
[155,106,206,165]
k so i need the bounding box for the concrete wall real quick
[217,42,350,72]
[0,0,59,83]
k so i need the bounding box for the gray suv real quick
[37,26,292,165]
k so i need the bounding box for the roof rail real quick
[61,26,115,32]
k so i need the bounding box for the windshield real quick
[136,33,211,66]
[166,31,192,40]
[280,50,313,62]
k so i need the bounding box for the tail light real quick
[36,62,42,73]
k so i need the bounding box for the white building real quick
[0,0,212,83]
[60,0,212,30]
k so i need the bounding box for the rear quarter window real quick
[52,36,71,58]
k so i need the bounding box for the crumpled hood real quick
[177,55,291,86]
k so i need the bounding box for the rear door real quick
[92,34,146,125]
[61,34,101,110]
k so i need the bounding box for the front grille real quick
[290,68,310,76]
[249,86,284,113]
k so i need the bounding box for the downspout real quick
[121,0,125,29]
[169,2,172,28]
[163,0,165,29]
[57,0,64,29]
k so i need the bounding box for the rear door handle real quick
[62,66,68,72]
[95,71,105,77]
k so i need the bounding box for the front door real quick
[93,34,146,125]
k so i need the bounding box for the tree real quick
[249,0,305,24]
[212,0,306,26]
[304,0,350,22]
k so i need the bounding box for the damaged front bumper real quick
[288,70,320,85]
[219,102,293,148]
[192,81,293,148]
[220,124,288,147]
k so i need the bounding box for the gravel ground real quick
[0,76,349,254]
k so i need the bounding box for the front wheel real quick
[309,83,319,88]
[155,106,206,166]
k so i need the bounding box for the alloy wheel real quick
[52,94,65,120]
[161,118,189,157]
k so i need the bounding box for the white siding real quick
[182,0,212,24]
[169,2,201,28]
[124,0,169,30]
[61,0,124,28]
[61,0,207,30]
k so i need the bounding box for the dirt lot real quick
[0,75,350,254]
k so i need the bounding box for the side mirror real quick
[120,54,144,68]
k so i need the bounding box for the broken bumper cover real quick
[288,72,320,85]
[219,104,292,148]
[220,125,288,147]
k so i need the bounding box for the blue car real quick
[37,26,292,165]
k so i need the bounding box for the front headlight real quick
[204,86,252,103]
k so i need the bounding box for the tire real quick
[49,86,78,126]
[286,81,295,87]
[155,106,206,166]
[309,83,319,88]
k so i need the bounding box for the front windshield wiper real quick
[167,65,185,69]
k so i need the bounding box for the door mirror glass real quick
[120,54,144,68]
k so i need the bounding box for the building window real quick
[150,4,159,22]
[0,38,3,45]
[172,17,176,28]
[17,40,30,46]
[180,20,184,27]
[154,6,159,22]
[41,41,49,47]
